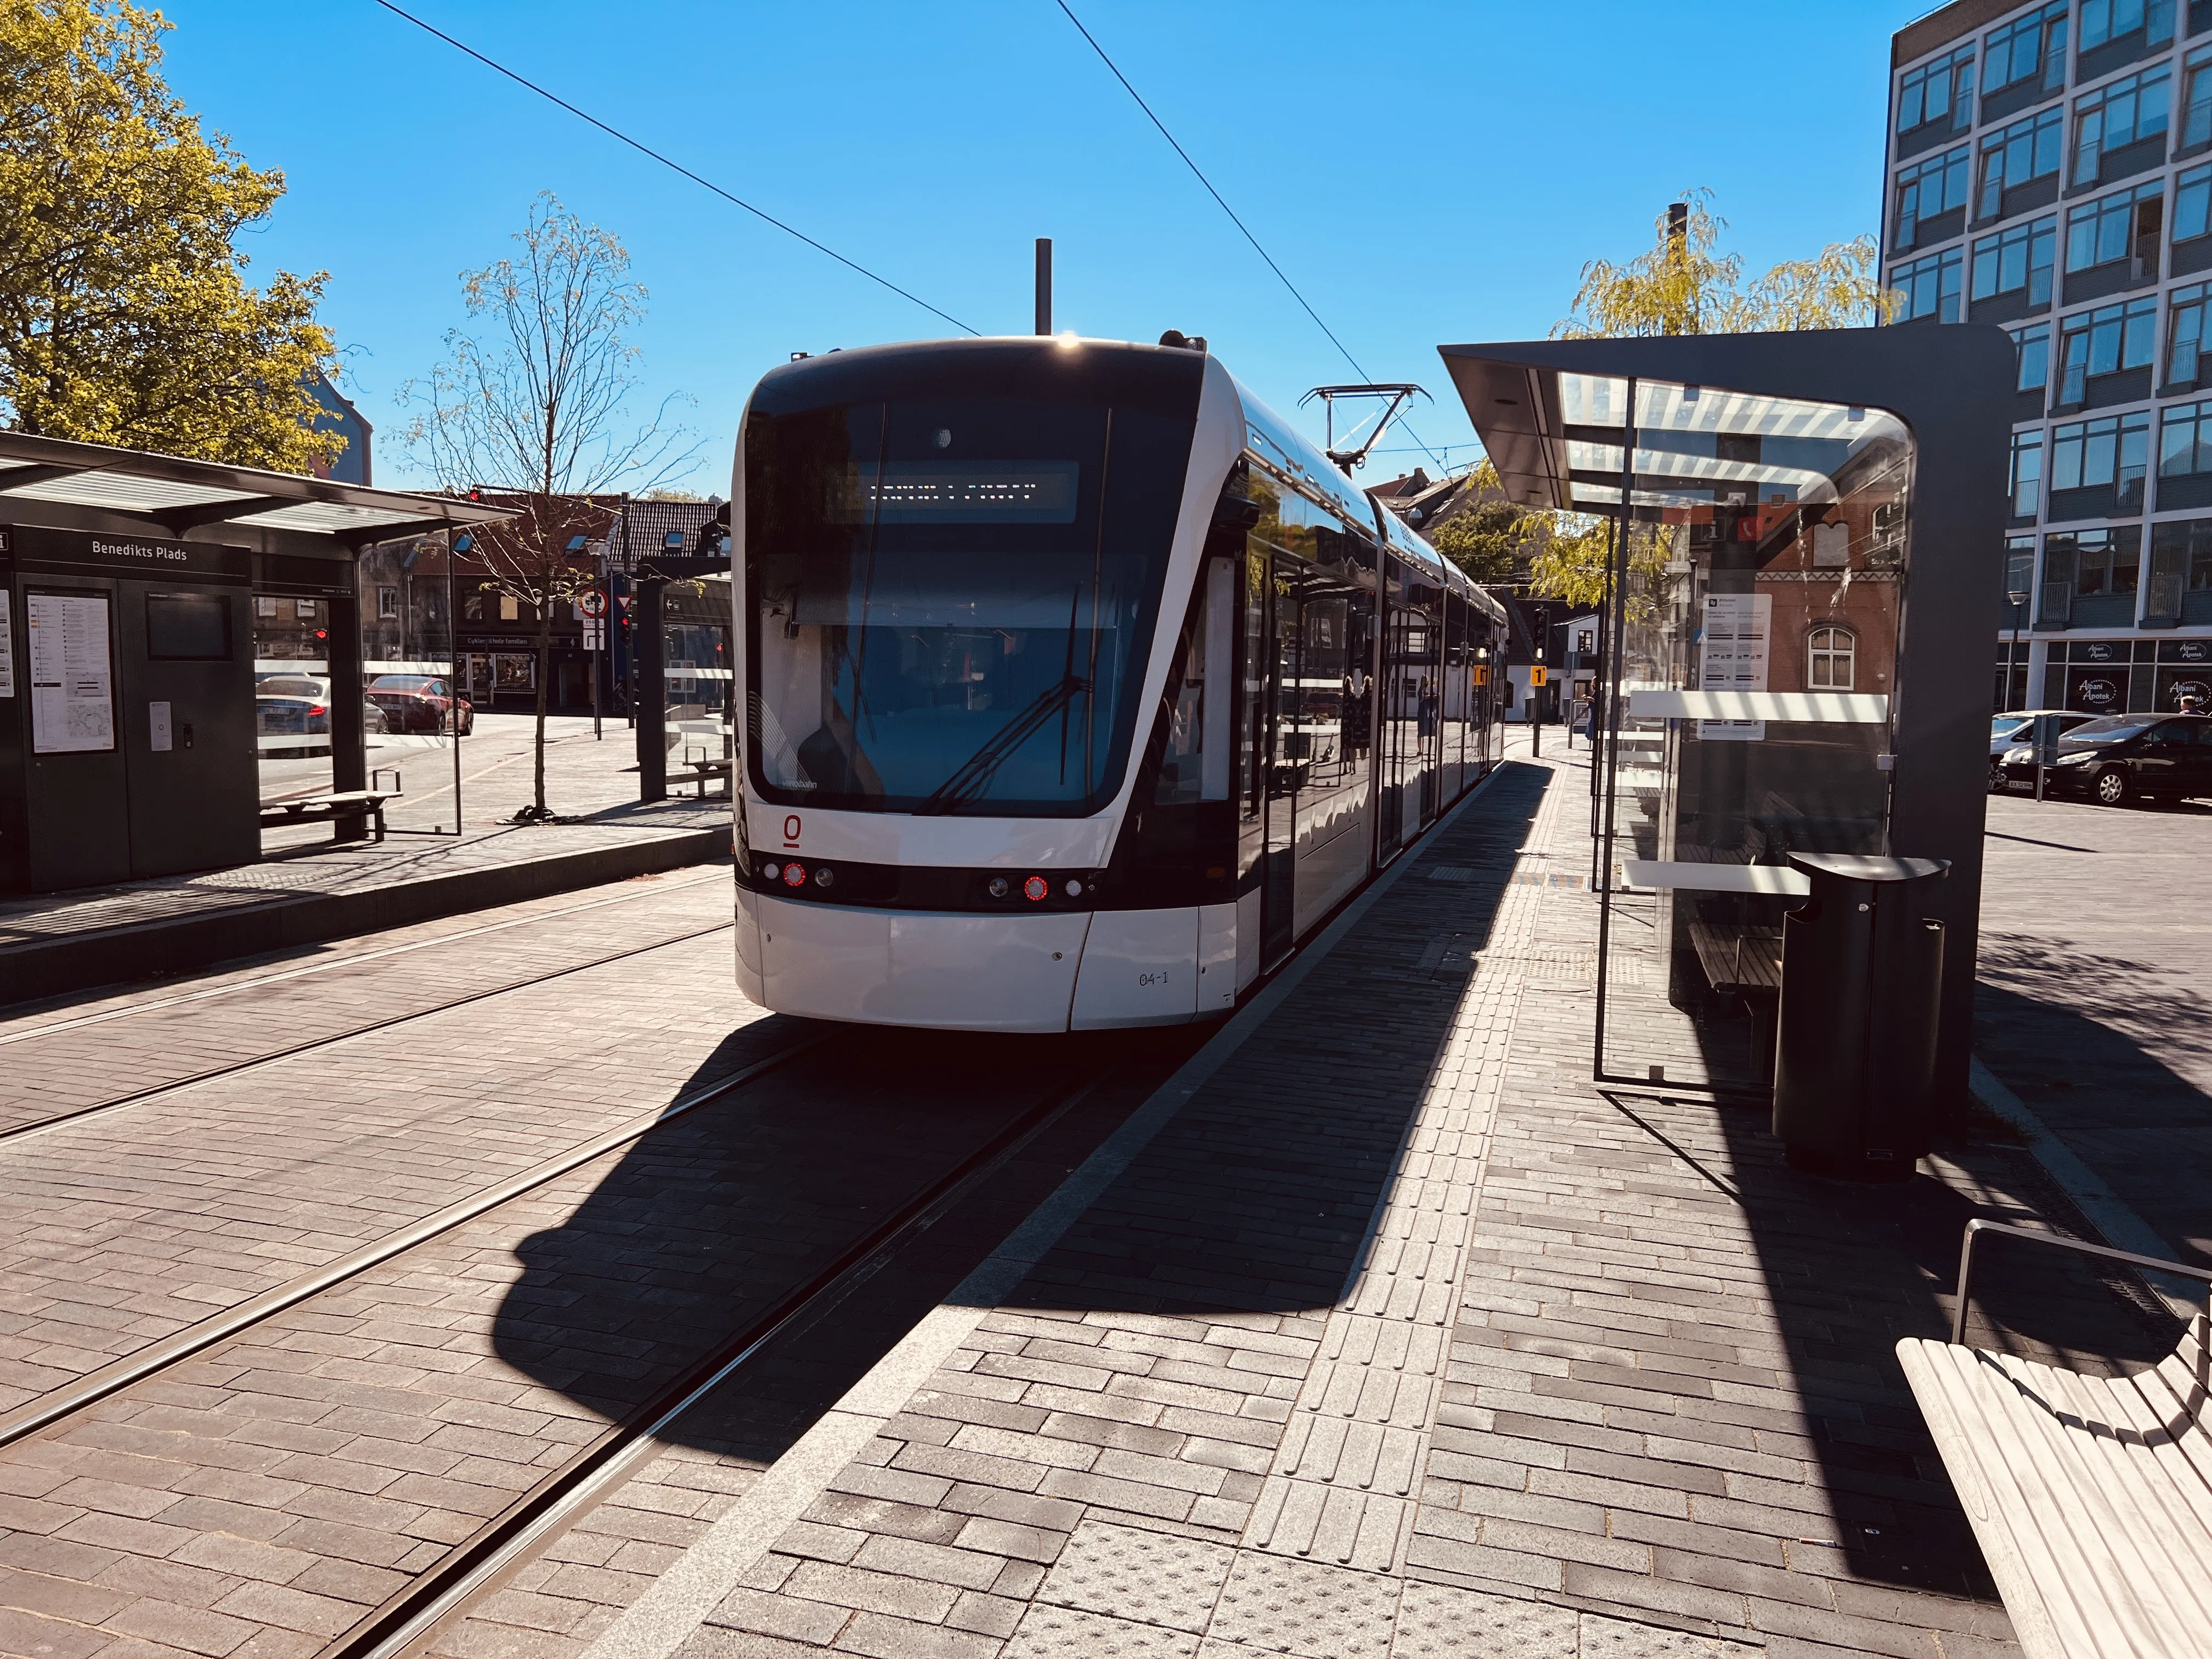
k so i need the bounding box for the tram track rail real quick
[0,909,737,1148]
[0,865,726,1045]
[319,1066,1104,1659]
[0,1034,826,1448]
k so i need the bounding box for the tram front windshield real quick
[746,397,1173,816]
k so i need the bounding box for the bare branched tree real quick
[399,192,697,821]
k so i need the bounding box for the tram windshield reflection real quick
[744,397,1183,816]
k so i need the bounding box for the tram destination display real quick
[835,460,1080,523]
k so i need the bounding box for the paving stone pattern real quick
[606,745,2166,1659]
[0,871,730,1134]
[0,890,782,1420]
[1973,791,2212,1268]
[0,1021,1109,1659]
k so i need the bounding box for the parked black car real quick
[1998,713,2212,805]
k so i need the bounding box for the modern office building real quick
[1888,0,2212,715]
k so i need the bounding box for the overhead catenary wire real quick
[1049,0,1444,469]
[368,0,980,336]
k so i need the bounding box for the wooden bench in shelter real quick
[257,789,399,843]
[1897,1219,2212,1658]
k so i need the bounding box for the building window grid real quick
[1894,246,1965,322]
[2077,0,2175,53]
[1972,214,2058,304]
[1979,108,2064,215]
[2011,430,2045,516]
[2056,295,2159,403]
[2175,162,2212,242]
[1899,45,1978,133]
[1808,626,1858,691]
[2183,42,2212,149]
[1895,4,2212,656]
[2158,397,2212,477]
[2072,65,2170,184]
[1897,146,1972,246]
[2010,320,2053,391]
[2064,181,2164,274]
[2050,410,2152,510]
[1984,3,2070,97]
[2169,283,2211,382]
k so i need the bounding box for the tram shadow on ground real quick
[481,765,1544,1472]
[483,1008,1211,1458]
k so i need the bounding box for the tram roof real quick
[1231,373,1496,618]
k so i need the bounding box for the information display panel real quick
[27,590,115,753]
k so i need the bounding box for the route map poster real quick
[28,591,115,753]
[1697,591,1771,742]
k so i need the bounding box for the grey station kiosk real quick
[1441,327,2012,1124]
[0,433,510,893]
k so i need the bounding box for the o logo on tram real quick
[783,814,802,844]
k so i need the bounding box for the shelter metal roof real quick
[0,430,512,548]
[1439,347,1908,521]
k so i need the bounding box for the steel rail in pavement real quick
[0,866,727,1047]
[0,1035,825,1448]
[319,1067,1108,1659]
[0,919,736,1147]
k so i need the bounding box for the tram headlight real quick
[1064,879,1083,898]
[814,865,836,889]
[1023,875,1049,902]
[761,861,782,883]
[988,876,1010,899]
[782,863,808,887]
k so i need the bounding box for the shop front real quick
[2038,636,2212,713]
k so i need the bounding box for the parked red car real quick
[365,674,475,735]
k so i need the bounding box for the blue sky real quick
[163,1,1917,494]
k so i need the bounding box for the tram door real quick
[1259,554,1299,968]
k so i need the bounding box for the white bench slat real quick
[1899,1332,2212,1659]
[1921,1342,2190,1659]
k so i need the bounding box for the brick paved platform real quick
[0,795,729,1009]
[1973,790,2212,1272]
[417,740,2167,1659]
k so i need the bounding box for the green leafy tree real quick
[400,193,693,822]
[0,0,340,470]
[1426,460,1545,585]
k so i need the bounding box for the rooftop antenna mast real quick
[1298,383,1432,472]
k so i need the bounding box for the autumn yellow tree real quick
[1522,192,1890,606]
[0,0,340,470]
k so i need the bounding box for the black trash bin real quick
[1771,853,1950,1181]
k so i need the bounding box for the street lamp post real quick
[2006,589,2039,800]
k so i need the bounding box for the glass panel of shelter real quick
[347,534,463,834]
[1572,374,1915,1094]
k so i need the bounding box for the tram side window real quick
[1153,557,1236,805]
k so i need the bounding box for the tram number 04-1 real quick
[1137,971,1171,989]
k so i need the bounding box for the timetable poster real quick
[1697,591,1770,742]
[28,591,116,753]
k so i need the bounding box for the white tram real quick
[730,335,1507,1031]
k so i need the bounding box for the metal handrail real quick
[1951,1217,2212,1345]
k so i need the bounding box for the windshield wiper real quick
[913,676,1091,816]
